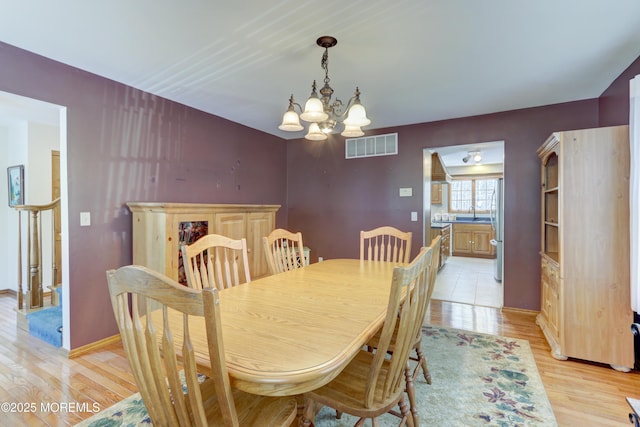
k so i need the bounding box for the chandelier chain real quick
[321,48,330,84]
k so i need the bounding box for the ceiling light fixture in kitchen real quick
[462,151,482,163]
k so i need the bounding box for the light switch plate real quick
[399,187,413,197]
[80,212,91,226]
[411,211,418,221]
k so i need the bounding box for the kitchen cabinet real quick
[127,202,280,284]
[535,126,633,370]
[451,223,495,258]
[431,183,442,204]
[431,153,451,183]
[429,224,450,269]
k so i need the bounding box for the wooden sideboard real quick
[127,202,280,283]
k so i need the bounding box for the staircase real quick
[13,199,63,347]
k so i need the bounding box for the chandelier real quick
[278,36,371,140]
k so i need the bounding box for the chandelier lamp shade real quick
[279,36,371,140]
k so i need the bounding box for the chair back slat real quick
[426,235,442,303]
[181,234,251,290]
[360,226,412,263]
[363,246,433,408]
[263,229,306,275]
[107,266,241,426]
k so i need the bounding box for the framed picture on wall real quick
[7,164,24,207]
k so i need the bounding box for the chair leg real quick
[414,345,431,384]
[398,394,414,427]
[405,362,419,427]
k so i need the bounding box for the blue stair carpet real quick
[27,305,62,347]
[26,288,63,347]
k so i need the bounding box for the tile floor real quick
[431,256,503,308]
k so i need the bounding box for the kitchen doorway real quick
[424,141,504,308]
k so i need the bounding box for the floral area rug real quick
[76,326,556,427]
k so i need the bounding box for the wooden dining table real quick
[154,258,400,397]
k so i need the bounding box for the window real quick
[449,177,498,214]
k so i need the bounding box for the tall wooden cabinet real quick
[536,126,633,370]
[127,203,280,284]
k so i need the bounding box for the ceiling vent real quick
[345,133,398,159]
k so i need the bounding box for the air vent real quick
[345,133,398,159]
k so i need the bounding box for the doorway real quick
[0,91,68,346]
[424,141,505,308]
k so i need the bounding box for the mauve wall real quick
[1,37,637,347]
[286,100,599,311]
[599,55,640,126]
[0,42,287,349]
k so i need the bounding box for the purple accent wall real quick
[286,101,599,311]
[599,55,640,126]
[1,39,637,346]
[0,42,287,349]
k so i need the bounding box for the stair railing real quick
[14,198,60,310]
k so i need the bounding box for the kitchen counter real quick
[433,217,492,225]
[430,222,451,229]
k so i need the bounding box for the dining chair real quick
[301,246,433,427]
[263,228,307,275]
[106,265,297,427]
[363,236,441,425]
[411,235,441,384]
[181,234,251,290]
[360,226,412,263]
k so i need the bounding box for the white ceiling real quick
[1,1,640,143]
[436,141,504,168]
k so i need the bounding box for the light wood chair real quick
[410,235,441,385]
[360,236,440,425]
[263,228,306,275]
[181,234,251,290]
[106,265,297,427]
[301,246,433,427]
[360,226,412,263]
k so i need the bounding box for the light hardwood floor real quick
[0,294,638,426]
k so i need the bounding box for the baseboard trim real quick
[501,306,540,316]
[0,289,17,296]
[64,334,122,359]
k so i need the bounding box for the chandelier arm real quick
[327,98,344,117]
[331,96,360,120]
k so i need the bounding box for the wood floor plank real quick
[0,294,638,426]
